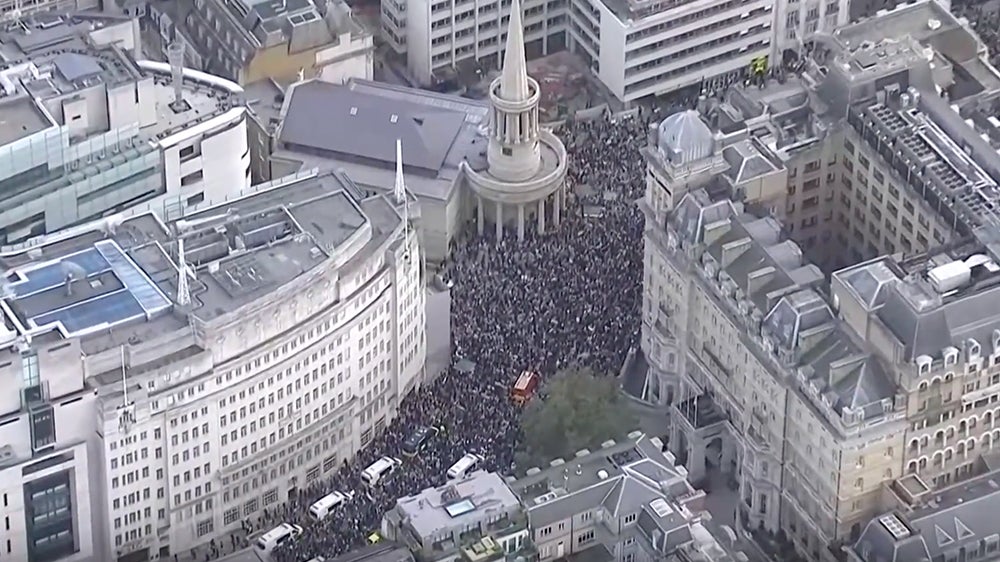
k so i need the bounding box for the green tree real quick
[516,367,638,470]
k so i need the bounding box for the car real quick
[402,425,439,456]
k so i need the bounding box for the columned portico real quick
[461,0,567,241]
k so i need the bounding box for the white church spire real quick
[499,0,530,102]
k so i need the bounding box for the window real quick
[197,519,214,537]
[501,147,512,156]
[21,352,39,387]
[181,170,204,187]
[623,513,637,525]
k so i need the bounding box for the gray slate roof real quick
[670,189,898,424]
[854,469,1000,562]
[280,80,467,172]
[877,279,1000,361]
[722,140,778,184]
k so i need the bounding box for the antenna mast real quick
[177,238,190,307]
[117,345,135,433]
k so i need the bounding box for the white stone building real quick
[387,0,851,102]
[0,164,426,561]
[0,13,250,246]
[395,0,568,86]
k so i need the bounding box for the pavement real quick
[699,467,772,561]
[168,529,261,562]
[216,549,263,562]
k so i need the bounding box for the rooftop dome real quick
[657,110,715,165]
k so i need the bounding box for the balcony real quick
[673,393,728,432]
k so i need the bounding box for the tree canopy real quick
[516,367,638,470]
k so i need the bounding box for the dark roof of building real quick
[279,80,467,172]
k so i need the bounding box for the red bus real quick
[512,371,540,405]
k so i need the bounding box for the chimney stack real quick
[167,40,186,107]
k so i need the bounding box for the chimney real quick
[167,40,186,107]
[702,218,731,247]
[746,266,776,295]
[720,236,751,267]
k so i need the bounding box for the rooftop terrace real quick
[0,168,400,353]
[0,95,52,144]
[0,12,243,146]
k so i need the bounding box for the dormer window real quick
[944,348,959,367]
[967,339,981,361]
[917,355,932,375]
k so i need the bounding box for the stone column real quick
[517,204,525,241]
[495,201,503,241]
[554,188,561,226]
[537,198,545,235]
[477,196,484,236]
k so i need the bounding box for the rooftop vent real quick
[928,260,971,293]
[878,514,911,540]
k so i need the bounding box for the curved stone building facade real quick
[0,164,426,562]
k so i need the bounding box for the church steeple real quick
[499,0,530,102]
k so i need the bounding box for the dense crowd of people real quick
[264,110,667,562]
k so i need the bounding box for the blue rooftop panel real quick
[10,248,111,297]
[32,289,145,334]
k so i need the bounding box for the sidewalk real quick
[169,529,259,562]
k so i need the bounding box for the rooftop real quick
[511,434,696,529]
[666,189,900,431]
[0,168,401,358]
[854,468,1000,562]
[509,433,740,559]
[274,78,489,201]
[0,12,135,61]
[598,0,699,24]
[393,471,522,540]
[0,95,52,145]
[245,78,285,133]
[158,0,367,81]
[0,12,243,146]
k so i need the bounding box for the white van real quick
[447,452,485,480]
[255,522,303,555]
[308,490,354,521]
[361,456,401,486]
